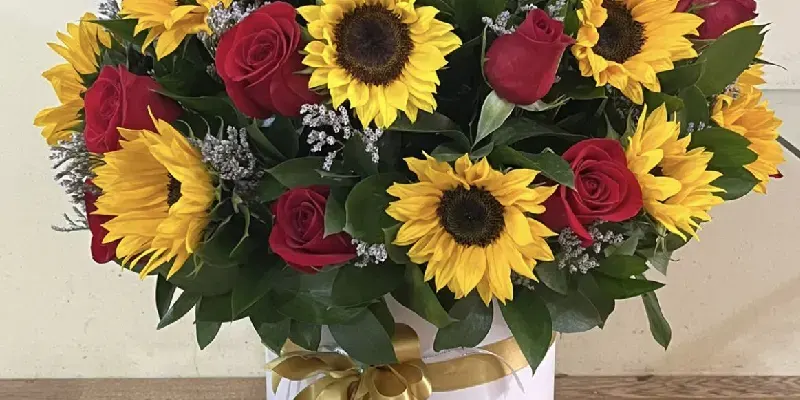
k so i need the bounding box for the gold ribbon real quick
[267,324,554,400]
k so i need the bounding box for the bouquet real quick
[36,0,783,395]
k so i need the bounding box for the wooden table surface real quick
[3,376,800,399]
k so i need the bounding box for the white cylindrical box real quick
[266,297,556,400]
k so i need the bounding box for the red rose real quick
[676,0,757,39]
[539,139,643,244]
[215,2,321,119]
[484,9,575,105]
[83,65,181,154]
[85,184,118,264]
[269,186,357,273]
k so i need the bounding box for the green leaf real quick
[596,255,649,278]
[256,173,286,203]
[163,258,239,295]
[344,134,380,176]
[471,142,494,159]
[690,127,758,168]
[252,318,290,354]
[392,264,454,328]
[273,268,368,324]
[289,321,322,351]
[500,289,553,372]
[537,287,601,334]
[324,187,350,237]
[551,70,607,100]
[637,248,673,276]
[592,273,664,299]
[158,291,202,330]
[332,263,405,307]
[563,0,580,35]
[607,230,642,256]
[577,274,615,328]
[642,291,672,349]
[433,294,493,351]
[644,92,684,114]
[712,166,759,200]
[330,311,398,365]
[231,256,283,318]
[155,275,176,320]
[268,157,354,188]
[678,86,710,133]
[476,91,516,145]
[369,299,396,338]
[492,117,586,147]
[247,292,288,325]
[344,173,401,244]
[534,261,569,295]
[246,121,287,162]
[695,25,766,96]
[196,293,237,323]
[518,97,570,112]
[157,92,240,126]
[658,63,705,94]
[431,142,468,162]
[199,211,254,268]
[265,116,300,159]
[489,146,575,188]
[91,19,144,46]
[195,320,222,350]
[389,112,470,149]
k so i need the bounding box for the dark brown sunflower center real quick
[437,186,505,247]
[167,174,182,207]
[334,4,414,86]
[594,0,645,64]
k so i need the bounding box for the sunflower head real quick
[299,0,462,128]
[625,105,724,239]
[712,84,784,194]
[386,154,557,304]
[35,13,111,145]
[121,0,233,59]
[93,112,215,277]
[572,0,703,104]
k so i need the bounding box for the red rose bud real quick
[539,139,643,244]
[485,9,575,105]
[84,184,118,264]
[215,2,321,119]
[83,65,181,154]
[676,0,757,39]
[269,186,357,273]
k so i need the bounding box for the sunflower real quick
[572,0,703,104]
[712,84,784,194]
[93,113,215,278]
[34,13,111,145]
[298,0,462,128]
[386,155,557,304]
[626,105,724,239]
[120,0,232,59]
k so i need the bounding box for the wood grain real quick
[0,378,265,400]
[3,376,800,399]
[556,376,800,399]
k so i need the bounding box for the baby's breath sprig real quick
[301,104,383,171]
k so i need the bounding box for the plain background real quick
[2,0,799,378]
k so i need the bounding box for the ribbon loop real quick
[268,324,542,400]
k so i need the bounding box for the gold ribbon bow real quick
[268,324,547,400]
[267,324,431,400]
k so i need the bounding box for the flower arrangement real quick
[37,0,782,389]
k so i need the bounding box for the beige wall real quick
[1,1,798,378]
